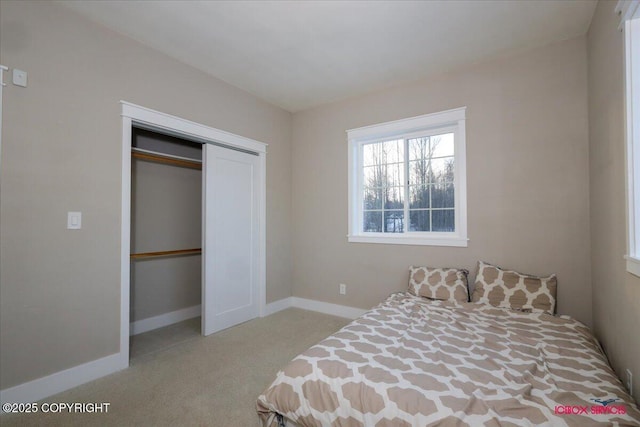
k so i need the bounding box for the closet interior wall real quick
[130,128,202,329]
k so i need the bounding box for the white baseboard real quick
[130,304,201,336]
[0,352,124,405]
[264,297,293,316]
[292,297,367,319]
[264,296,367,320]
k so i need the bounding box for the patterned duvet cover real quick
[257,292,640,426]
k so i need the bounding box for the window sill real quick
[348,234,468,247]
[626,255,640,278]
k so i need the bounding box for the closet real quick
[120,101,266,365]
[129,128,203,359]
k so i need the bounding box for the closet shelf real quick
[130,248,202,260]
[131,147,202,170]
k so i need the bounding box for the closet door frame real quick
[119,101,267,369]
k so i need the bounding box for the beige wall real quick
[588,0,640,400]
[131,131,202,322]
[291,36,592,326]
[0,1,292,389]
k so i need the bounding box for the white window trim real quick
[347,107,468,247]
[621,0,640,277]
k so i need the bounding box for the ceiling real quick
[58,0,597,113]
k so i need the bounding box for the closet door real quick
[202,144,260,336]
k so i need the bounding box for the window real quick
[621,0,640,276]
[347,107,467,246]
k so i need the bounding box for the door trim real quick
[120,101,267,368]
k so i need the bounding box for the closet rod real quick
[131,147,202,170]
[130,248,202,260]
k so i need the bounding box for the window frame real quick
[622,1,640,277]
[347,107,467,247]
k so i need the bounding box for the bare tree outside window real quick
[362,139,404,232]
[362,133,454,234]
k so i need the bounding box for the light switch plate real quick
[67,211,82,230]
[13,69,27,87]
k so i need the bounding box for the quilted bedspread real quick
[257,292,640,426]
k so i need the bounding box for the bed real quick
[257,288,640,426]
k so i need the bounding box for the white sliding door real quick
[202,144,261,336]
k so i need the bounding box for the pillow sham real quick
[471,261,557,314]
[408,266,469,303]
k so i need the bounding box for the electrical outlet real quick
[626,369,633,397]
[12,69,27,87]
[339,283,346,295]
[67,211,82,229]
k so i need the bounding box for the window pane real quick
[431,157,454,184]
[409,185,430,209]
[409,159,429,186]
[363,156,404,188]
[431,133,454,158]
[408,137,430,161]
[382,139,404,164]
[432,209,455,232]
[363,143,382,167]
[363,139,403,166]
[363,211,382,232]
[384,210,404,233]
[431,183,454,208]
[364,187,383,210]
[385,163,405,188]
[363,165,383,188]
[409,210,430,232]
[384,186,404,209]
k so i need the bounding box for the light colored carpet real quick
[0,308,349,427]
[130,316,201,360]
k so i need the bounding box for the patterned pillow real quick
[471,261,557,314]
[408,266,469,303]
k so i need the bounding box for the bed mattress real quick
[257,292,640,426]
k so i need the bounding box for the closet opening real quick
[120,101,267,370]
[129,127,203,360]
